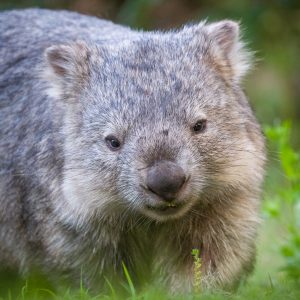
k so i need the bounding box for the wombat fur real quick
[0,8,266,292]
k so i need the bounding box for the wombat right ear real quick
[43,42,90,99]
[205,20,252,83]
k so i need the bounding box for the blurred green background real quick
[0,0,299,140]
[0,1,300,299]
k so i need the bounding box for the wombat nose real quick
[146,161,186,202]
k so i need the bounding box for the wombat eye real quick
[105,135,121,151]
[192,120,207,133]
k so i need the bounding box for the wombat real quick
[0,8,266,292]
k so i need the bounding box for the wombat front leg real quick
[157,215,257,294]
[162,242,255,294]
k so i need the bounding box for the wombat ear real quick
[205,20,252,83]
[43,42,90,99]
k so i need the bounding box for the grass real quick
[191,249,202,293]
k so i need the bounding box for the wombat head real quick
[44,21,266,223]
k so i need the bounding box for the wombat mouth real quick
[145,202,185,214]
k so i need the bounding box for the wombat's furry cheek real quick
[58,172,107,225]
[56,151,125,227]
[212,135,265,190]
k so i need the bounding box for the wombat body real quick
[0,9,266,292]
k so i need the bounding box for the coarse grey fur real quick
[0,8,266,292]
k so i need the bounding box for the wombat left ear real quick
[43,41,90,99]
[205,20,252,83]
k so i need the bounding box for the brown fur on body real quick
[0,9,266,293]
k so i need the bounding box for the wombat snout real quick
[146,160,186,202]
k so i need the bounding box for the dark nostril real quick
[146,160,186,202]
